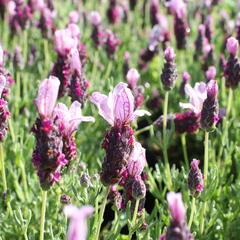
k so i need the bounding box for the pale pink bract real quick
[35,76,60,119]
[167,192,186,224]
[126,68,140,90]
[91,11,101,26]
[64,205,94,240]
[128,142,146,177]
[53,101,95,136]
[179,82,207,114]
[90,82,150,126]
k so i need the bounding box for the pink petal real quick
[0,45,3,67]
[128,142,146,176]
[64,205,94,240]
[69,48,82,75]
[0,75,6,98]
[130,109,151,121]
[90,92,114,125]
[126,68,140,89]
[113,82,135,124]
[167,192,186,224]
[35,76,60,118]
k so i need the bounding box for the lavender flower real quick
[126,68,144,109]
[103,30,121,58]
[180,72,190,96]
[161,47,177,91]
[69,49,89,107]
[224,37,240,88]
[32,76,94,189]
[90,82,150,185]
[107,0,122,24]
[160,192,194,240]
[90,11,102,48]
[64,205,94,240]
[129,0,137,10]
[150,0,160,27]
[200,80,219,131]
[167,0,189,49]
[188,159,204,196]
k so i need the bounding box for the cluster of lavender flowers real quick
[31,76,94,189]
[91,82,150,216]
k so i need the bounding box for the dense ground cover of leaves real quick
[0,0,240,239]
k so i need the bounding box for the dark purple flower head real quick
[200,80,219,131]
[107,0,122,24]
[188,159,204,196]
[161,47,177,91]
[150,0,160,26]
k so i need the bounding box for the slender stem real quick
[24,232,29,240]
[199,201,206,234]
[135,125,152,136]
[128,199,140,240]
[95,186,109,240]
[0,143,7,193]
[188,197,195,228]
[162,91,172,190]
[203,132,209,184]
[217,88,233,164]
[181,134,189,171]
[0,143,13,215]
[39,191,48,240]
[199,131,209,233]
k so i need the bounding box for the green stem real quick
[217,88,233,164]
[181,134,189,171]
[24,232,29,240]
[95,186,109,240]
[135,125,152,136]
[188,197,195,228]
[0,143,7,194]
[128,199,140,240]
[0,143,13,216]
[203,132,209,184]
[162,91,172,190]
[199,201,207,234]
[39,191,47,240]
[199,131,209,233]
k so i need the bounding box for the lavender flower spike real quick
[160,192,194,240]
[205,66,216,82]
[64,205,94,240]
[200,80,219,131]
[90,83,150,185]
[188,159,204,196]
[161,47,177,91]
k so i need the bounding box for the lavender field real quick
[0,0,239,239]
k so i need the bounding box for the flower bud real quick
[161,47,177,91]
[60,194,71,204]
[132,177,146,200]
[188,159,204,196]
[80,173,90,187]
